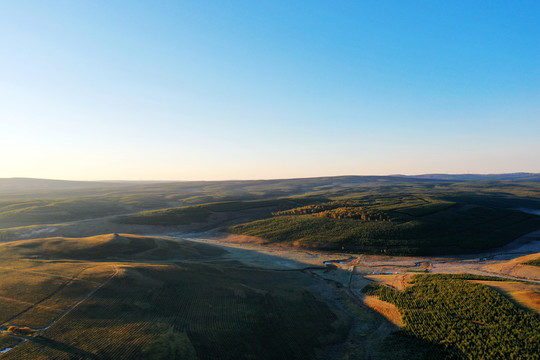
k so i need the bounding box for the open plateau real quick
[0,175,539,359]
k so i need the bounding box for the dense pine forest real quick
[362,274,540,359]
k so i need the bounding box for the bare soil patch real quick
[361,295,404,327]
[364,274,413,291]
[482,252,540,281]
[219,233,269,245]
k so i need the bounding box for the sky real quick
[1,1,539,181]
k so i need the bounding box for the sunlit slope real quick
[482,252,540,281]
[0,233,225,261]
[522,253,540,267]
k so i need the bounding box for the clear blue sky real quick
[1,1,538,180]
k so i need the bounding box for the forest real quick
[362,274,540,359]
[229,194,540,255]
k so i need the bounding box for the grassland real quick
[362,274,540,359]
[0,234,351,360]
[2,177,540,257]
[114,198,320,226]
[1,177,539,359]
[0,195,179,228]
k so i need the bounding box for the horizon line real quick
[1,171,538,183]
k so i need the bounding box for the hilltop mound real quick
[0,233,226,261]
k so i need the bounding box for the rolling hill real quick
[1,175,540,255]
[0,233,226,261]
[0,234,351,360]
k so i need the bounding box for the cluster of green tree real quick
[272,200,390,221]
[315,207,390,221]
[362,274,540,359]
[524,257,540,267]
[272,200,362,216]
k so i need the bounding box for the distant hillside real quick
[400,173,540,181]
[2,175,540,252]
[2,173,539,198]
[0,178,133,196]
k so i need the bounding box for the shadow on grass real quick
[31,336,100,359]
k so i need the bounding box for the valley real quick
[0,176,539,359]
